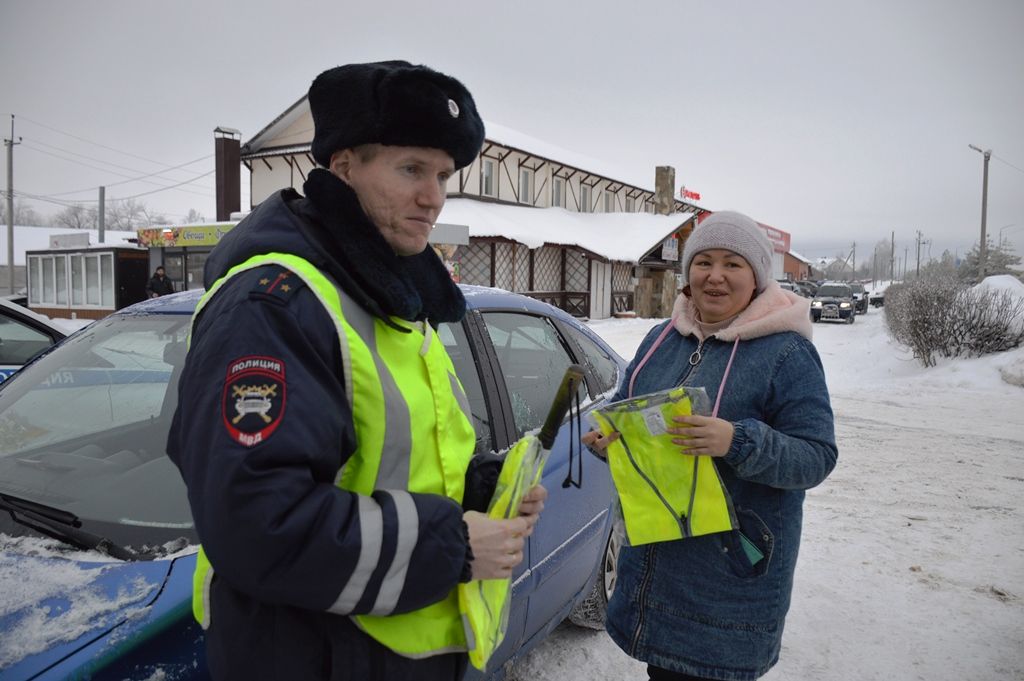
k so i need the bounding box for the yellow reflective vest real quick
[188,252,493,662]
[592,386,737,545]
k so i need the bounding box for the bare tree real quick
[54,204,98,230]
[0,199,44,225]
[184,208,206,224]
[104,198,167,230]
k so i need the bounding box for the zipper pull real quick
[688,339,705,366]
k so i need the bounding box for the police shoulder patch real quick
[249,265,307,305]
[222,355,286,447]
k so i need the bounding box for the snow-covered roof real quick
[789,249,812,263]
[1,226,140,266]
[240,95,696,202]
[481,122,650,192]
[438,199,693,262]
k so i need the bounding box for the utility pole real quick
[890,231,895,282]
[915,230,923,277]
[904,247,909,280]
[98,186,105,244]
[851,242,856,281]
[968,144,991,279]
[4,115,21,295]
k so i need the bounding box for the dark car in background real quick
[848,282,869,314]
[0,287,624,681]
[810,282,856,323]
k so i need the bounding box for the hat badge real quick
[447,98,460,118]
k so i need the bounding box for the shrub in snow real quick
[885,272,1024,367]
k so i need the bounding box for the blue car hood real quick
[0,550,174,678]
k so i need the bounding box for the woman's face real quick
[688,249,757,323]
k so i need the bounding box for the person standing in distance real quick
[146,265,174,297]
[167,60,546,681]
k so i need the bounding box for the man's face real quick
[156,268,165,277]
[331,145,454,257]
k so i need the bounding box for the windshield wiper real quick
[0,493,149,562]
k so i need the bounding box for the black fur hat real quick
[308,60,485,170]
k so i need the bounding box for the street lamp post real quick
[968,144,991,279]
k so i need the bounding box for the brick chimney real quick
[214,127,241,221]
[654,165,676,216]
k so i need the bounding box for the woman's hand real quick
[581,429,620,459]
[670,415,734,457]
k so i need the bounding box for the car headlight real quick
[840,302,851,308]
[811,301,822,308]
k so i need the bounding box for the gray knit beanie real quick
[681,211,774,293]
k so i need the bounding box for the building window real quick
[71,255,83,304]
[625,196,635,212]
[604,191,616,213]
[552,177,564,208]
[28,254,70,306]
[481,158,496,197]
[580,185,592,213]
[519,168,534,204]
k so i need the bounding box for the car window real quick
[0,314,54,364]
[817,285,852,297]
[437,321,492,455]
[559,323,619,396]
[0,313,194,546]
[483,312,578,438]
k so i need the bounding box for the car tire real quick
[568,523,622,630]
[847,313,855,324]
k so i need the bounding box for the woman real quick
[585,211,837,681]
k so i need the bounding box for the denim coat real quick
[605,284,837,680]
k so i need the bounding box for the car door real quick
[0,302,65,383]
[436,317,530,667]
[476,310,617,641]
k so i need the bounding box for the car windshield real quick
[817,285,851,297]
[0,312,195,549]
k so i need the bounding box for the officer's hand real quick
[517,485,547,537]
[581,429,620,458]
[464,511,528,580]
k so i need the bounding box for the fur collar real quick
[671,280,813,342]
[302,168,465,323]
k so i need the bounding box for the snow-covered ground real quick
[507,305,1024,681]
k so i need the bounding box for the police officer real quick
[167,61,546,681]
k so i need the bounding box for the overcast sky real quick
[3,0,1022,264]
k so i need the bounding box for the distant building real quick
[235,97,710,318]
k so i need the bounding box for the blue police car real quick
[0,286,624,680]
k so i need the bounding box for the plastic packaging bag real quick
[592,386,737,546]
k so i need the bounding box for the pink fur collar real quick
[671,280,813,342]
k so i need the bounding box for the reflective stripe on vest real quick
[188,253,479,659]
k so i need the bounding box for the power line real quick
[992,154,1024,176]
[14,114,208,171]
[21,143,214,198]
[27,138,213,191]
[115,170,216,200]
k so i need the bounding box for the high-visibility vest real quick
[188,252,486,660]
[592,386,737,545]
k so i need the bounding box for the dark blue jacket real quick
[167,169,493,680]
